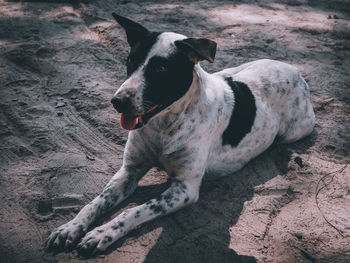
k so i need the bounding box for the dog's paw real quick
[77,225,121,256]
[47,220,86,250]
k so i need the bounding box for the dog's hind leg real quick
[76,176,202,255]
[47,164,149,250]
[276,78,315,144]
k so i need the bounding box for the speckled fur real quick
[47,32,315,255]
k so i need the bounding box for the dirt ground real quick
[0,0,349,262]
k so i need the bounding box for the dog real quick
[47,13,315,255]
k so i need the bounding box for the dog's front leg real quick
[77,176,202,255]
[47,165,148,250]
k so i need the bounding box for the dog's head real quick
[111,13,217,130]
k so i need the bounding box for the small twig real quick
[315,163,349,238]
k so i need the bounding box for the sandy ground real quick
[0,0,350,262]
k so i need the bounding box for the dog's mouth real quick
[120,104,163,130]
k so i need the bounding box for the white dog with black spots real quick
[47,13,315,255]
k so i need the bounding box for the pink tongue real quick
[120,114,137,130]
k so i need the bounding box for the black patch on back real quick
[126,32,161,76]
[143,49,194,109]
[222,78,257,147]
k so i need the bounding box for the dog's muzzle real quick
[111,96,133,113]
[111,96,163,130]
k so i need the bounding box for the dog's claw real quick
[77,241,99,257]
[65,239,72,248]
[46,236,51,247]
[47,231,60,250]
[47,221,86,251]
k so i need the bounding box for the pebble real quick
[55,102,66,108]
[71,95,77,100]
[57,112,63,116]
[86,154,95,161]
[18,101,28,106]
[82,90,101,97]
[91,91,100,96]
[69,124,78,131]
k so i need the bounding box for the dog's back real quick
[217,59,315,142]
[206,59,315,177]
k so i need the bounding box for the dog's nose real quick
[111,96,132,113]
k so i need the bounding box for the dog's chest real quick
[134,90,230,174]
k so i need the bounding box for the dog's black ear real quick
[112,13,149,46]
[175,38,217,63]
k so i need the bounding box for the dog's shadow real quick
[98,131,317,263]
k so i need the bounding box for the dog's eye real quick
[155,65,168,73]
[146,57,169,75]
